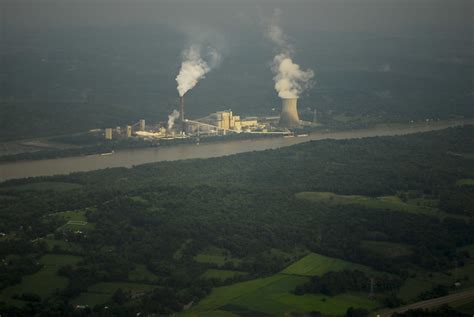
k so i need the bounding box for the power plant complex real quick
[100,95,315,141]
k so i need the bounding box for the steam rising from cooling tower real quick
[266,9,314,99]
[168,110,180,130]
[175,45,221,97]
[265,9,314,128]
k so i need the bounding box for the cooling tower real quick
[279,98,300,128]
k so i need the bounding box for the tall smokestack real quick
[179,96,185,132]
[279,98,300,128]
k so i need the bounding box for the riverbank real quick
[0,119,470,182]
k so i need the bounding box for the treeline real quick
[294,270,402,296]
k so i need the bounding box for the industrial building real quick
[105,128,113,140]
[101,92,312,142]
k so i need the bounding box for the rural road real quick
[375,288,474,317]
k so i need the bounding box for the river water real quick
[0,120,468,182]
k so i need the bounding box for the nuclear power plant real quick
[279,98,300,128]
[100,94,317,141]
[94,18,316,143]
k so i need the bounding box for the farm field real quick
[296,192,464,219]
[360,240,413,258]
[194,247,242,266]
[181,252,381,316]
[54,209,95,231]
[281,253,371,276]
[128,264,159,282]
[41,236,83,253]
[201,269,248,280]
[456,178,474,186]
[0,254,82,306]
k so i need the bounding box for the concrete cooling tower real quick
[279,98,300,128]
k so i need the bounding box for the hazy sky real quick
[2,0,472,37]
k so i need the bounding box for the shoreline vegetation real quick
[0,118,469,164]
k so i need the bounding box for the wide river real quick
[0,120,469,182]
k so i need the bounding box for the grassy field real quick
[456,178,474,186]
[360,240,413,258]
[128,264,159,283]
[41,236,83,253]
[281,253,371,277]
[194,247,242,266]
[201,269,248,280]
[397,244,474,303]
[397,269,459,302]
[180,252,381,317]
[1,181,82,192]
[180,273,378,317]
[71,282,156,307]
[296,192,464,220]
[0,254,82,306]
[54,210,95,231]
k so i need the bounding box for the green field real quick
[41,236,83,253]
[180,273,378,317]
[71,282,156,307]
[128,264,159,283]
[281,253,371,277]
[0,254,82,305]
[54,210,95,231]
[201,269,248,280]
[194,247,242,266]
[397,253,474,303]
[2,181,82,192]
[296,192,463,219]
[360,240,413,258]
[456,178,474,186]
[180,252,381,316]
[397,270,456,302]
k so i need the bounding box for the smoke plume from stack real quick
[175,45,221,97]
[266,9,314,99]
[167,110,180,130]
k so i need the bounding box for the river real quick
[0,120,469,182]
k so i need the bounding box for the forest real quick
[0,125,473,316]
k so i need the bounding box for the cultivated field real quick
[201,269,248,280]
[180,252,380,317]
[194,247,242,267]
[0,254,82,305]
[296,192,464,219]
[281,253,371,276]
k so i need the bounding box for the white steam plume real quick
[167,110,180,130]
[176,45,220,97]
[272,54,314,99]
[266,9,314,99]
